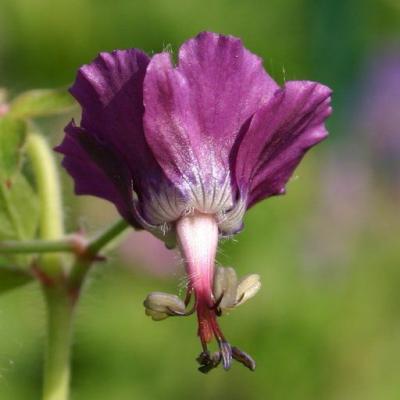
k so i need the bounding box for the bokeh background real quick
[1,0,400,399]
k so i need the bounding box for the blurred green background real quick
[1,0,400,399]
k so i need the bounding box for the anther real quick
[213,267,238,310]
[143,292,186,321]
[217,340,232,370]
[196,351,221,374]
[232,346,256,371]
[235,274,261,307]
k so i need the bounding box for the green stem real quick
[40,218,128,400]
[69,219,130,288]
[0,239,75,254]
[26,132,64,275]
[0,219,130,256]
[42,285,75,400]
[26,132,71,400]
[87,219,129,254]
[23,130,130,400]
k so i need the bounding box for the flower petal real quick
[233,81,332,207]
[143,32,278,190]
[69,49,166,198]
[56,122,141,228]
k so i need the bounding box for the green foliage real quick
[0,85,76,297]
[0,173,39,241]
[0,264,32,293]
[0,116,26,179]
[0,0,398,398]
[9,88,75,119]
[0,116,39,241]
[0,115,38,293]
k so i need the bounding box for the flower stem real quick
[0,219,130,256]
[26,132,65,276]
[0,239,75,254]
[26,131,72,400]
[87,219,129,254]
[68,219,130,288]
[42,285,75,400]
[23,131,130,400]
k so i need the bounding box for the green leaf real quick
[0,116,27,179]
[0,173,39,241]
[0,116,37,271]
[9,87,75,119]
[0,264,32,294]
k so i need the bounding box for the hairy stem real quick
[42,285,75,400]
[26,132,72,400]
[0,219,130,256]
[87,219,129,254]
[26,132,65,275]
[24,131,130,400]
[0,239,75,254]
[69,219,129,288]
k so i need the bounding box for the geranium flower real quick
[56,32,332,372]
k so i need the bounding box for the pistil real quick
[176,212,233,369]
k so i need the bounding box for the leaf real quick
[0,116,37,240]
[0,264,32,294]
[0,173,39,241]
[9,87,76,119]
[0,116,27,179]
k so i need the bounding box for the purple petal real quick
[70,49,165,197]
[56,122,142,228]
[143,32,278,188]
[233,81,332,208]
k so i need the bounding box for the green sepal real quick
[9,88,75,119]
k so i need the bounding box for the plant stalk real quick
[87,219,129,254]
[0,239,75,254]
[42,285,75,400]
[26,131,71,400]
[26,132,65,276]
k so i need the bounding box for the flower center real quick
[144,213,258,372]
[176,213,219,344]
[176,212,254,372]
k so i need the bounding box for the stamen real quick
[235,274,261,306]
[213,267,237,310]
[184,287,193,306]
[211,292,224,313]
[174,214,257,372]
[196,350,221,374]
[143,292,186,320]
[217,340,232,370]
[232,347,256,371]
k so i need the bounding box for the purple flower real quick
[56,32,332,372]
